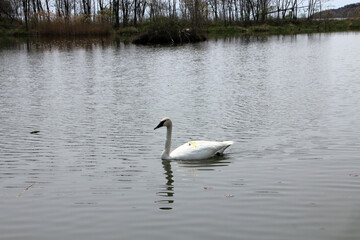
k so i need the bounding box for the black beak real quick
[154,120,166,130]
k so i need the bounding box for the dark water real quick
[1,33,360,240]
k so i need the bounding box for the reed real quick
[34,16,111,37]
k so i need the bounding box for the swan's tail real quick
[216,141,234,155]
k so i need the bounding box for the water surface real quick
[1,33,360,240]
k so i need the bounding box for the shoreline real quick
[1,19,360,43]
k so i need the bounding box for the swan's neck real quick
[162,125,172,159]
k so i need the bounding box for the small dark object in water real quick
[30,131,40,134]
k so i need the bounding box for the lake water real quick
[1,33,360,240]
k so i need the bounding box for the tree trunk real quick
[45,0,50,21]
[114,0,120,28]
[22,0,28,30]
[134,0,137,26]
[121,0,128,27]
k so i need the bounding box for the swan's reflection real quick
[156,160,174,210]
[156,156,231,210]
[176,155,231,169]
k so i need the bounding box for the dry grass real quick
[34,15,112,36]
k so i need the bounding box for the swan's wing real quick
[170,141,233,160]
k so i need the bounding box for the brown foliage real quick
[34,15,112,36]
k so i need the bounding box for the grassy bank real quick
[205,19,360,36]
[116,18,360,44]
[0,18,28,37]
[1,17,360,42]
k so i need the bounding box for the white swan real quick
[154,117,233,160]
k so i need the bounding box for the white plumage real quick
[154,117,233,160]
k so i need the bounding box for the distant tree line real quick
[0,0,329,29]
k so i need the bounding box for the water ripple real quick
[1,33,360,240]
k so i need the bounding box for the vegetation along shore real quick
[1,0,360,44]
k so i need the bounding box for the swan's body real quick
[154,117,233,160]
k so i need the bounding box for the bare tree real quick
[63,0,71,19]
[121,0,130,26]
[82,0,91,16]
[208,0,219,21]
[113,0,120,28]
[308,0,319,19]
[44,0,50,21]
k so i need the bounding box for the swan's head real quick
[154,117,172,130]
